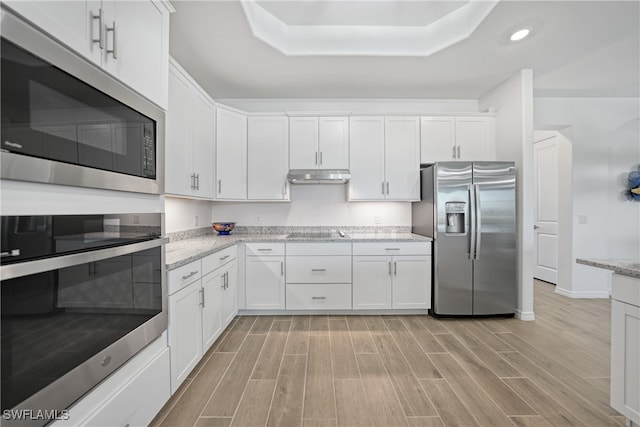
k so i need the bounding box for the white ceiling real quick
[169,1,640,100]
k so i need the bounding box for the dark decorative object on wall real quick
[628,166,640,200]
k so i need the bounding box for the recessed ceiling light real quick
[510,28,530,42]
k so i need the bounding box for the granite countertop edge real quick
[166,233,432,270]
[576,258,640,279]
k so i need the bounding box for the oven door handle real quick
[0,237,167,281]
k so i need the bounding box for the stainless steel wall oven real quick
[0,213,167,426]
[0,8,164,195]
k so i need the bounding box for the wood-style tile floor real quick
[150,281,624,427]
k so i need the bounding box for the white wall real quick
[212,185,410,227]
[216,98,480,114]
[165,197,213,233]
[479,69,535,320]
[534,98,640,296]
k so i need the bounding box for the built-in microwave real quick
[0,8,164,195]
[1,213,167,427]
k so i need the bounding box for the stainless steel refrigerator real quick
[412,162,516,316]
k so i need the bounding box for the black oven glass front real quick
[0,214,164,414]
[1,38,156,180]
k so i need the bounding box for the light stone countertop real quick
[576,258,640,279]
[166,232,432,270]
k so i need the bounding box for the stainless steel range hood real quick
[287,169,351,184]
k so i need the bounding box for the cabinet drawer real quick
[286,283,352,310]
[246,242,285,256]
[286,256,351,283]
[352,242,431,256]
[168,259,201,295]
[286,242,351,256]
[202,245,237,275]
[612,274,640,307]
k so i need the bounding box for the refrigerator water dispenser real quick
[445,201,466,233]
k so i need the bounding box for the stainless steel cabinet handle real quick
[218,179,222,194]
[105,21,117,59]
[195,173,200,190]
[393,261,397,276]
[224,271,229,289]
[315,152,318,165]
[281,261,284,276]
[221,274,226,289]
[91,8,104,49]
[182,270,198,280]
[0,249,21,257]
[320,152,323,165]
[311,268,326,272]
[382,182,385,195]
[457,146,461,159]
[386,182,390,195]
[385,248,400,251]
[257,248,272,252]
[190,173,196,190]
[199,288,205,307]
[452,146,456,159]
[220,254,230,261]
[388,261,392,276]
[533,225,540,230]
[311,296,327,300]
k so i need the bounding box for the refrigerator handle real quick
[474,184,482,260]
[468,184,476,260]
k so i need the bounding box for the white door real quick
[533,136,559,284]
[216,108,247,200]
[353,256,392,309]
[168,281,203,394]
[245,256,285,310]
[420,116,456,163]
[247,116,289,200]
[192,91,215,198]
[392,255,431,309]
[384,117,420,201]
[348,117,385,201]
[289,117,318,169]
[318,117,349,169]
[201,271,223,351]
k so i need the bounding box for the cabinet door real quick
[289,117,318,169]
[192,91,215,198]
[353,256,392,310]
[318,117,349,169]
[102,0,168,108]
[3,1,103,65]
[201,271,223,352]
[455,117,496,161]
[384,117,420,201]
[247,117,289,200]
[245,256,285,310]
[392,255,431,309]
[168,281,203,394]
[348,117,385,201]
[420,116,456,163]
[165,65,194,196]
[221,260,238,326]
[611,300,640,423]
[216,108,247,200]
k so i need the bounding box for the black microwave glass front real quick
[0,214,166,424]
[0,9,164,195]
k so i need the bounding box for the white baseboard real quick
[555,287,611,299]
[515,309,535,321]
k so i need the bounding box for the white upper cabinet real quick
[216,107,247,200]
[349,117,385,200]
[349,116,419,201]
[165,61,214,199]
[384,117,420,201]
[289,116,349,170]
[4,0,172,109]
[421,116,496,163]
[247,116,289,201]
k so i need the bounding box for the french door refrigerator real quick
[412,162,516,316]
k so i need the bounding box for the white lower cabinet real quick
[353,242,432,310]
[245,243,285,310]
[168,246,237,394]
[610,274,640,425]
[286,283,352,310]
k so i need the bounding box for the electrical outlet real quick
[194,215,199,227]
[255,216,261,224]
[578,214,588,225]
[133,215,140,225]
[374,216,381,225]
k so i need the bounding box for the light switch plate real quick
[578,214,588,224]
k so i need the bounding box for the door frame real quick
[533,128,573,297]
